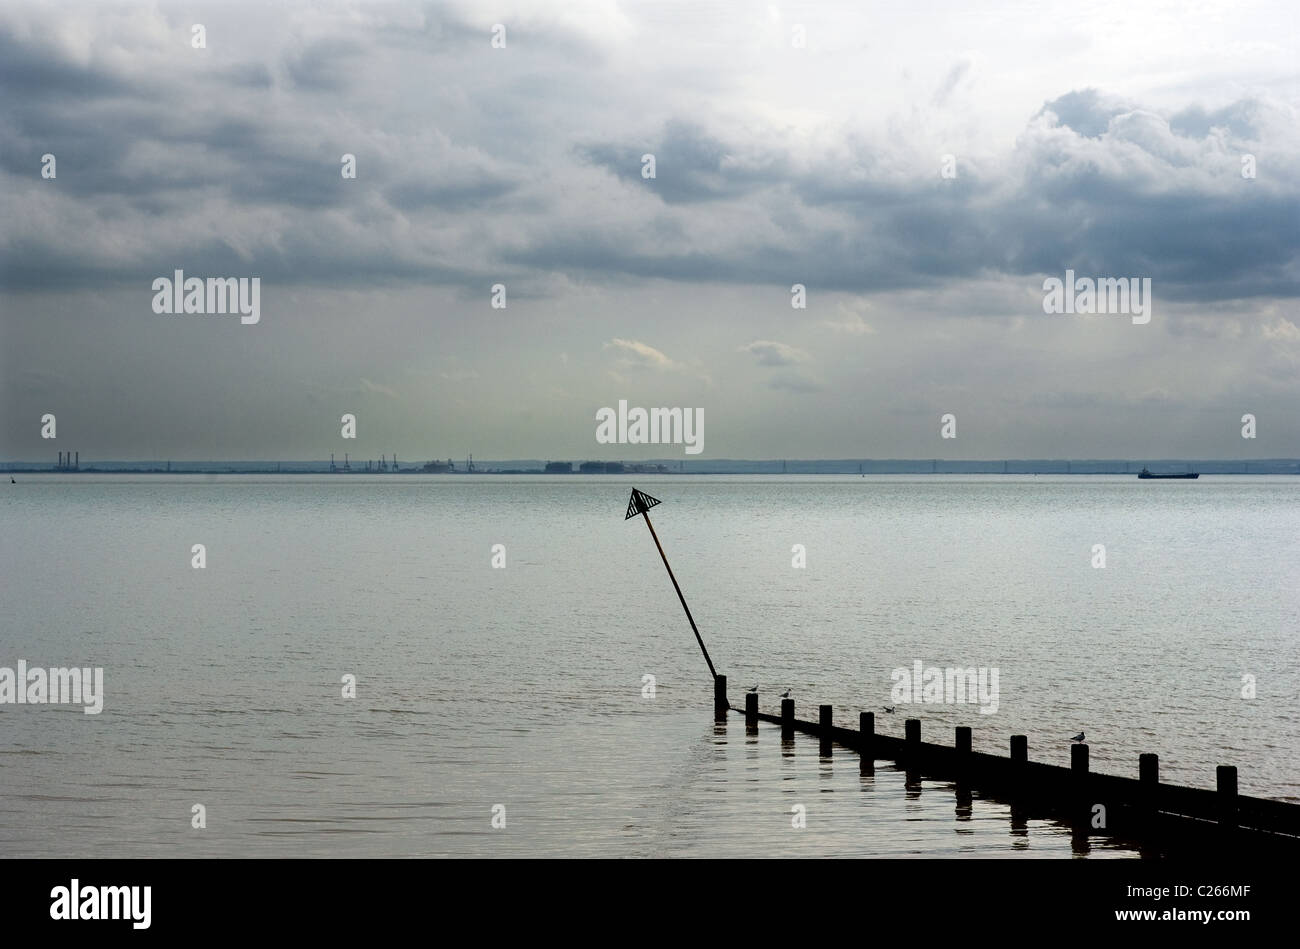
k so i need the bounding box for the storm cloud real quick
[1,0,1297,461]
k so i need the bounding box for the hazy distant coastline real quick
[6,458,1299,475]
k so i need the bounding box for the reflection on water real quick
[692,717,1135,858]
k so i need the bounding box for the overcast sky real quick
[1,0,1297,461]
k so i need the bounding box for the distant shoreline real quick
[6,459,1299,476]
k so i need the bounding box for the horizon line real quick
[5,456,1300,464]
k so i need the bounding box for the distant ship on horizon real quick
[1138,466,1199,479]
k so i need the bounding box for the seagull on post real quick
[1070,732,1085,743]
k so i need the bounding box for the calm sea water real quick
[2,474,1297,857]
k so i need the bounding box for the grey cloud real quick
[1035,89,1132,138]
[385,170,519,211]
[218,63,275,90]
[932,58,972,107]
[1170,101,1261,140]
[0,29,134,101]
[579,119,785,204]
[742,340,808,367]
[562,96,1297,301]
[0,11,1295,313]
[285,38,367,92]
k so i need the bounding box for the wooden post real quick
[781,698,794,739]
[744,690,758,722]
[819,704,832,756]
[860,711,874,774]
[714,675,728,720]
[1139,752,1158,785]
[1010,735,1028,823]
[1217,765,1238,831]
[954,725,973,808]
[955,726,972,759]
[955,726,972,781]
[1139,753,1158,832]
[1072,743,1089,831]
[903,718,921,785]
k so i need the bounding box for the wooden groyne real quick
[716,676,1300,854]
[625,487,1298,855]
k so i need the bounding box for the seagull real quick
[779,689,791,699]
[882,706,896,714]
[747,686,758,693]
[1070,732,1085,743]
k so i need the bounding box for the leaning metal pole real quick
[625,488,718,680]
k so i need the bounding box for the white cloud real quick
[603,338,683,372]
[741,340,810,366]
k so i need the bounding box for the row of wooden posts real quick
[623,489,1297,852]
[712,676,1300,852]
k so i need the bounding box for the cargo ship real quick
[1137,466,1199,479]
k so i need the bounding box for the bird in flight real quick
[1070,732,1085,743]
[882,706,896,713]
